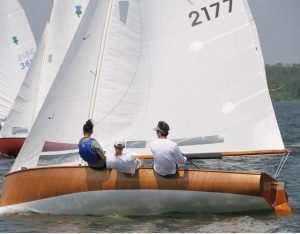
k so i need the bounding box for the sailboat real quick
[0,0,36,125]
[0,0,291,215]
[0,0,89,157]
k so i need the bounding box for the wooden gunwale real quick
[4,166,262,177]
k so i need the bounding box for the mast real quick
[88,0,114,119]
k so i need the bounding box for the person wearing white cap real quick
[106,139,143,175]
[150,121,187,176]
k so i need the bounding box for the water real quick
[0,102,299,232]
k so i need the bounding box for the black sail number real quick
[189,11,202,26]
[189,0,233,27]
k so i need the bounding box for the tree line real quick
[266,63,300,102]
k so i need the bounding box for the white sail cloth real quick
[0,0,36,120]
[1,0,89,138]
[12,0,284,172]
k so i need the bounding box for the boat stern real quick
[261,174,291,215]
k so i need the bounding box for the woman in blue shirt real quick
[78,119,106,169]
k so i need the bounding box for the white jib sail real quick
[0,0,36,121]
[0,0,89,138]
[12,0,284,172]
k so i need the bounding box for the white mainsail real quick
[0,0,89,138]
[12,0,284,172]
[0,0,36,120]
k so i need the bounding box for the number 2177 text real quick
[189,0,233,27]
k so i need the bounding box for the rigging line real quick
[275,151,290,178]
[274,153,287,178]
[94,0,144,126]
[274,150,290,179]
[88,0,114,119]
[187,159,200,169]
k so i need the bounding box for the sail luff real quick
[31,23,51,125]
[88,0,114,119]
[30,0,59,125]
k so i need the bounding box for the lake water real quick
[0,102,299,232]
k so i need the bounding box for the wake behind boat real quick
[0,0,292,215]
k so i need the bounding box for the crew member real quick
[150,121,187,176]
[78,119,106,169]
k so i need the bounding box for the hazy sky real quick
[19,0,300,64]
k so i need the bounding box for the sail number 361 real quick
[189,0,233,27]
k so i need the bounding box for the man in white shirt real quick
[106,139,143,175]
[150,121,187,176]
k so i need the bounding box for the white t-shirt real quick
[106,153,137,175]
[150,138,187,176]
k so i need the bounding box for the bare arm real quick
[92,140,106,160]
[97,150,106,160]
[173,144,187,164]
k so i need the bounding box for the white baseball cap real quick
[114,139,125,148]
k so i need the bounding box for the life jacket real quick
[78,138,99,162]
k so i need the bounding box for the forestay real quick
[0,0,89,137]
[12,0,284,172]
[0,0,36,120]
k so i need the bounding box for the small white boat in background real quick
[0,0,291,215]
[0,0,89,157]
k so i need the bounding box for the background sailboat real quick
[0,0,290,215]
[0,0,89,157]
[0,0,36,123]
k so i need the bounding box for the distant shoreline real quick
[266,63,300,103]
[272,100,300,104]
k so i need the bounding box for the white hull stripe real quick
[0,190,271,216]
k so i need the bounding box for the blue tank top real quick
[78,138,99,163]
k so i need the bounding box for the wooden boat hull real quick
[0,167,290,215]
[0,137,26,157]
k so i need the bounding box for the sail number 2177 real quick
[189,0,233,27]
